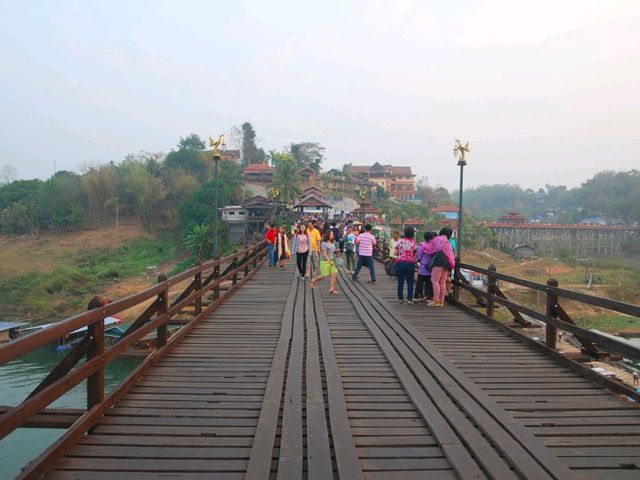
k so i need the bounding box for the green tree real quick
[165,134,208,176]
[376,185,390,200]
[177,160,243,234]
[80,164,118,230]
[273,157,301,204]
[0,179,44,234]
[184,223,214,262]
[269,151,293,168]
[242,122,266,165]
[41,171,87,230]
[289,142,324,171]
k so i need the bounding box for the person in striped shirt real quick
[351,224,377,283]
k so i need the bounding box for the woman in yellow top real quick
[310,230,339,294]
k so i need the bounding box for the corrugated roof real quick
[432,204,459,212]
[244,164,274,171]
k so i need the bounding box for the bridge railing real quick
[0,239,268,480]
[373,238,640,363]
[452,261,640,361]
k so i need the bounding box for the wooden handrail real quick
[371,237,640,361]
[0,239,269,442]
[457,261,640,318]
[0,239,267,366]
[454,261,640,361]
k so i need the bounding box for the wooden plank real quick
[53,457,250,471]
[46,472,244,480]
[340,272,572,480]
[334,275,489,480]
[245,274,298,479]
[313,287,364,480]
[304,284,334,480]
[276,274,305,480]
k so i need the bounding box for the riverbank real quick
[462,248,640,333]
[0,224,189,325]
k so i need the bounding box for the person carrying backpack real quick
[343,225,356,273]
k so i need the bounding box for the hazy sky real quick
[1,0,638,190]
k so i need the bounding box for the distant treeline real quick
[0,134,244,236]
[461,170,640,223]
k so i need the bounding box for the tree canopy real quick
[241,122,266,165]
[272,153,301,204]
[164,134,208,176]
[289,142,325,171]
[461,170,640,223]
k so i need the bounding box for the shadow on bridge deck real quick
[42,262,639,480]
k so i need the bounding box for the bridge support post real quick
[486,264,496,318]
[252,242,258,269]
[453,260,461,302]
[87,296,105,409]
[232,256,239,286]
[156,273,168,348]
[213,262,220,301]
[194,269,202,316]
[546,278,559,350]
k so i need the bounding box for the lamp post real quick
[453,139,470,260]
[359,187,368,222]
[209,134,227,257]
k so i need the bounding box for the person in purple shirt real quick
[415,231,437,304]
[424,227,456,307]
[351,224,377,283]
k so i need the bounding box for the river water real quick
[0,343,139,479]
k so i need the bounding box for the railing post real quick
[453,259,461,302]
[232,253,239,286]
[486,264,496,318]
[87,296,105,409]
[156,273,168,348]
[244,250,250,277]
[546,278,559,350]
[194,266,202,316]
[213,261,220,301]
[252,243,258,269]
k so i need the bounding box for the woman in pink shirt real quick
[394,227,418,304]
[424,227,456,307]
[292,223,310,279]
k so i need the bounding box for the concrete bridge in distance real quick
[1,240,639,479]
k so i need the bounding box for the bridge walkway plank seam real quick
[337,271,565,480]
[369,271,640,478]
[37,261,640,480]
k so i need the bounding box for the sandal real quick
[329,289,339,295]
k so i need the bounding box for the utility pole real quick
[452,139,470,260]
[209,134,227,258]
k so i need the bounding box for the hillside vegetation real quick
[0,225,184,323]
[462,248,640,332]
[461,170,640,226]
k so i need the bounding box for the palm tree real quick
[273,158,302,204]
[184,223,214,262]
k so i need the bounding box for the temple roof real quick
[294,195,332,208]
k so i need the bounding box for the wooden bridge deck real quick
[41,263,640,480]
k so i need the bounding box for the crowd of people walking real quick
[264,218,456,307]
[264,217,381,294]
